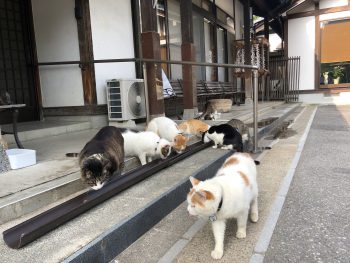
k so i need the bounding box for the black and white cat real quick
[202,123,243,152]
[79,126,124,190]
[121,129,172,165]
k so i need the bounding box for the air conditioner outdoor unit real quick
[106,79,146,121]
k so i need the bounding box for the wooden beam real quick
[27,0,42,120]
[140,0,165,118]
[287,5,350,19]
[264,17,269,40]
[243,0,252,100]
[75,0,97,105]
[243,0,251,65]
[43,105,108,116]
[180,0,197,116]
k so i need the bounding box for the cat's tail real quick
[66,153,79,157]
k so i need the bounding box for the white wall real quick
[320,10,350,21]
[269,33,282,52]
[32,0,84,107]
[216,0,234,17]
[235,0,244,39]
[320,0,348,9]
[89,0,136,105]
[288,17,315,90]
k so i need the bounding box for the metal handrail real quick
[37,57,259,70]
[37,57,260,152]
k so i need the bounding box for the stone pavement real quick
[264,105,350,263]
[116,105,350,263]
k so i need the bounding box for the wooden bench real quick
[0,104,26,148]
[220,82,244,105]
[203,81,223,100]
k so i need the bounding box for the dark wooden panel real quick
[75,0,97,105]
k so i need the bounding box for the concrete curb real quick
[63,152,232,263]
[249,106,317,262]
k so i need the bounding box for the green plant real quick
[333,66,345,79]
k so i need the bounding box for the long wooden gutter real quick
[3,141,211,249]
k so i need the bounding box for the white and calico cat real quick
[121,129,172,165]
[146,116,188,153]
[187,153,259,259]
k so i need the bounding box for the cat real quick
[195,101,221,120]
[0,92,12,105]
[79,126,124,190]
[121,129,172,165]
[187,152,259,259]
[146,116,188,153]
[227,118,253,152]
[177,119,210,138]
[202,123,243,152]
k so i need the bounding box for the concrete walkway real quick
[115,105,315,263]
[116,105,350,263]
[263,105,350,262]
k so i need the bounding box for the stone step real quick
[3,120,92,145]
[0,102,300,263]
[0,103,299,226]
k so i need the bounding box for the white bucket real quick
[6,149,36,169]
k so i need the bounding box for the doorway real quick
[0,0,39,124]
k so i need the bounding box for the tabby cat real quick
[79,126,124,190]
[227,118,253,152]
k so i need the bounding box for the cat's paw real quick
[212,145,218,149]
[236,230,246,239]
[211,249,224,259]
[250,212,259,223]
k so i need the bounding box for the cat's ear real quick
[197,190,215,200]
[189,176,200,186]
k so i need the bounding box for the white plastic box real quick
[6,149,36,169]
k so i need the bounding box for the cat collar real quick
[209,197,223,222]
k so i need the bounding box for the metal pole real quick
[253,69,259,153]
[142,62,151,123]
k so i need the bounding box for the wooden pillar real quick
[75,0,97,105]
[264,17,269,41]
[243,0,252,101]
[180,0,197,118]
[140,0,165,119]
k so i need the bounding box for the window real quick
[320,19,350,86]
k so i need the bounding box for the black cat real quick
[79,126,124,190]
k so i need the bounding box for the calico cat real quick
[227,118,253,152]
[202,123,243,152]
[121,129,172,165]
[79,126,124,190]
[187,153,259,259]
[178,119,210,138]
[146,116,188,153]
